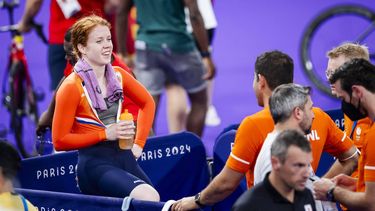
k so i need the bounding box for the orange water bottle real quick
[119,109,134,149]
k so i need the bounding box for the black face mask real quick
[341,100,367,121]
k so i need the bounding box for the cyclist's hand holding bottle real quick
[105,120,135,142]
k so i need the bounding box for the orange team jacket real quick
[52,66,155,151]
[356,123,375,193]
[226,107,354,188]
[344,116,372,179]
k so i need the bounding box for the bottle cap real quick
[120,109,133,121]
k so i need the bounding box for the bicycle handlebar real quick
[0,24,17,32]
[0,0,48,44]
[0,22,48,44]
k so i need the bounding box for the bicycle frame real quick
[9,35,35,107]
[300,4,375,97]
[1,0,46,157]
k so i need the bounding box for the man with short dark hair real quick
[314,59,375,211]
[325,43,372,181]
[233,130,316,211]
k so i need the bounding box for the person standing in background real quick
[165,0,220,133]
[199,0,221,127]
[115,0,215,137]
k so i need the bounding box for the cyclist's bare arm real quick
[18,0,43,33]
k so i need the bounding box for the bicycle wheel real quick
[9,62,39,158]
[300,5,375,97]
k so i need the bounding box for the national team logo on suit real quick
[355,127,362,141]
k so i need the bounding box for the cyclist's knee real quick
[129,184,160,201]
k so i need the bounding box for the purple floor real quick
[1,0,374,157]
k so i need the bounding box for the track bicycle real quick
[300,4,375,97]
[1,0,47,157]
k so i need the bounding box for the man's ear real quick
[351,85,363,98]
[271,156,281,171]
[293,106,303,121]
[258,74,266,89]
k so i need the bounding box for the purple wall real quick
[0,1,374,156]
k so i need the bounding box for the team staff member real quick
[314,59,375,211]
[171,50,358,210]
[53,15,159,200]
[326,43,372,179]
[232,130,316,211]
[254,84,314,184]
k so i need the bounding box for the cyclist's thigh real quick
[97,165,148,197]
[48,44,66,90]
[134,49,166,96]
[119,150,153,186]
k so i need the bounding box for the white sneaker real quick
[205,105,221,126]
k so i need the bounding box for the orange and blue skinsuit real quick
[52,66,155,197]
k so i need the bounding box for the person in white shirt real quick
[253,83,340,211]
[254,83,314,184]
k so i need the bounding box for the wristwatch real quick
[194,192,205,208]
[326,185,336,202]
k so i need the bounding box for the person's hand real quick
[105,121,135,141]
[171,196,198,211]
[17,19,33,33]
[313,178,336,200]
[132,143,143,159]
[202,57,216,80]
[332,173,357,191]
[36,111,52,135]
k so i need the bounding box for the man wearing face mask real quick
[314,59,375,211]
[326,44,372,182]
